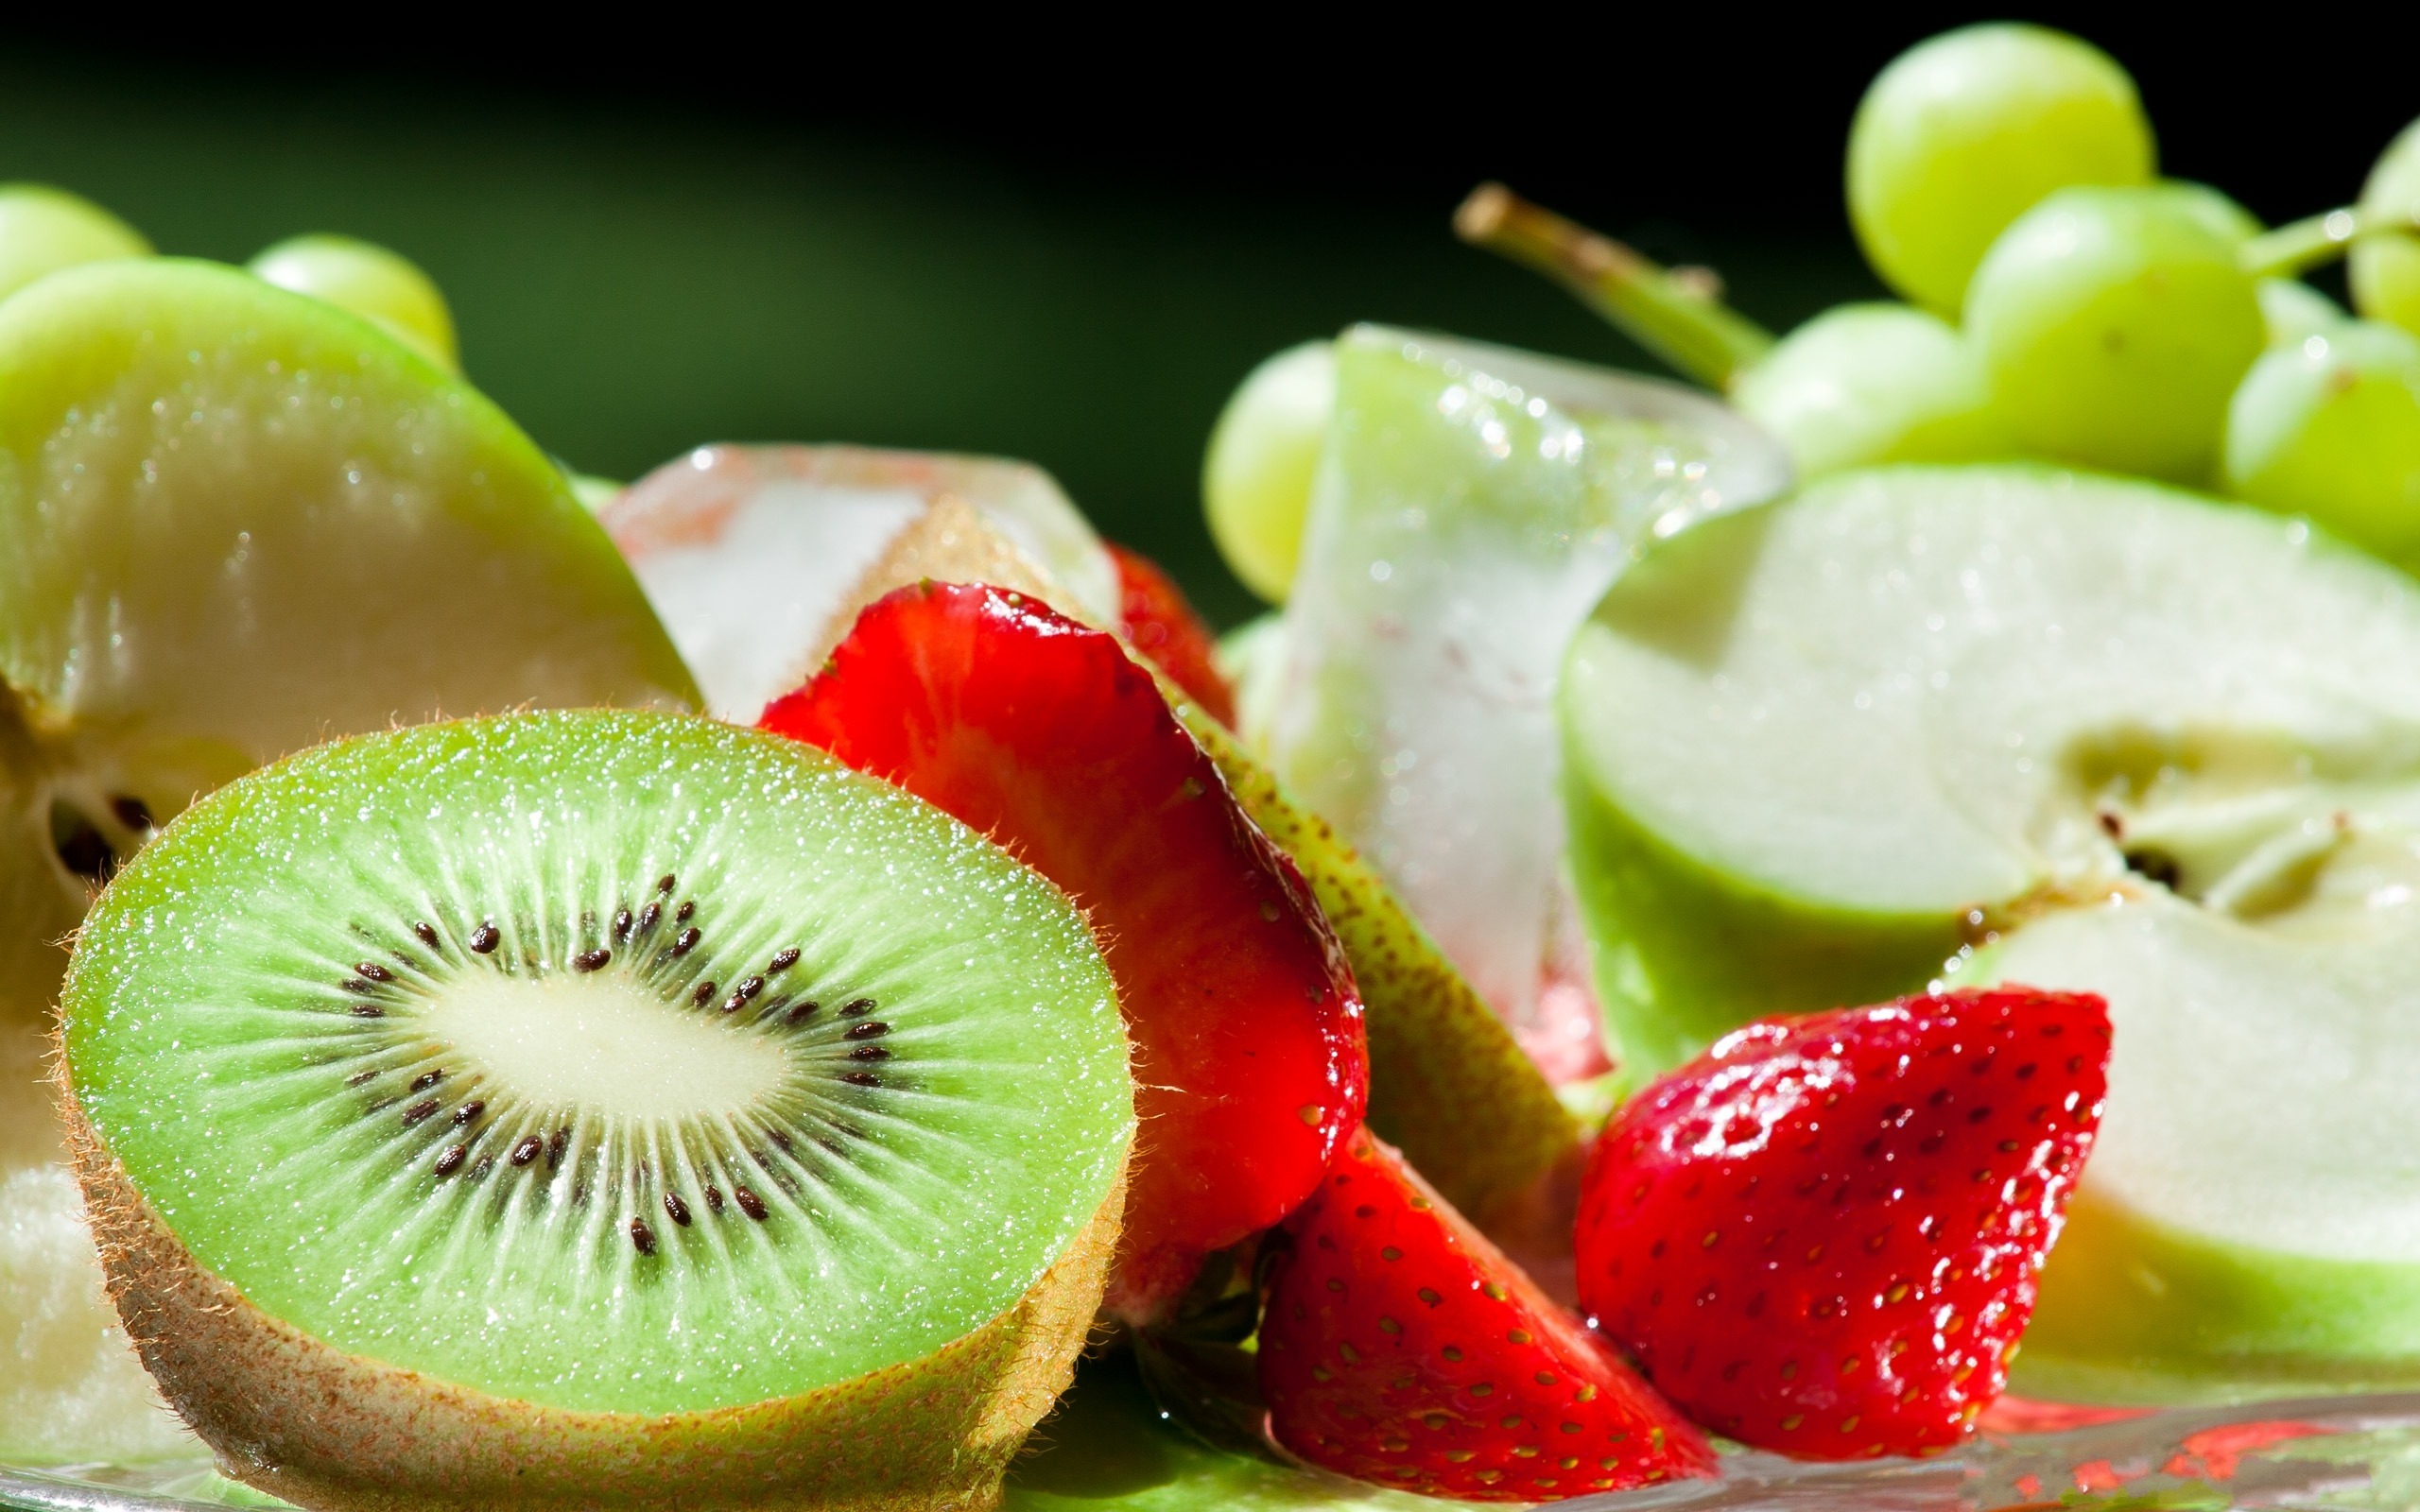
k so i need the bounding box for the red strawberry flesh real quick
[760,581,1365,1323]
[1575,988,2109,1459]
[1260,1126,1716,1503]
[1108,542,1236,726]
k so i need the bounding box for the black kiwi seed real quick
[470,1154,495,1180]
[452,1100,485,1126]
[787,1002,819,1023]
[704,1186,725,1213]
[469,922,500,954]
[403,1099,440,1126]
[411,1069,446,1092]
[631,1217,657,1256]
[342,977,376,994]
[346,1069,377,1087]
[572,948,611,972]
[670,928,700,957]
[675,901,695,922]
[691,980,717,1007]
[349,1005,385,1019]
[548,1129,569,1168]
[665,1191,693,1227]
[434,1145,467,1177]
[656,873,677,894]
[636,901,662,935]
[510,1136,543,1167]
[735,1186,768,1221]
[354,961,393,983]
[850,1045,891,1062]
[413,921,441,948]
[613,909,633,941]
[769,1129,794,1152]
[768,948,801,972]
[841,1071,881,1087]
[844,1021,890,1040]
[839,997,877,1017]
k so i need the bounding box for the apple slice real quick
[1563,463,2420,1392]
[1253,325,1789,1070]
[0,258,695,1460]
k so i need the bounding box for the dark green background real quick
[2,27,2402,627]
[0,54,1876,627]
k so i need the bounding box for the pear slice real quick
[1563,462,2420,1392]
[1254,325,1789,1062]
[604,450,1576,1231]
[0,258,695,1462]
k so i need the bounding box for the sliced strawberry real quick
[760,582,1365,1324]
[1107,542,1236,727]
[1259,1126,1715,1503]
[1575,988,2110,1460]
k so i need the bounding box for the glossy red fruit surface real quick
[761,581,1364,1323]
[1576,988,2110,1460]
[1260,1126,1715,1503]
[1108,542,1236,726]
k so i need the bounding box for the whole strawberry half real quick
[1575,988,2110,1459]
[1108,542,1236,727]
[1260,1126,1715,1503]
[761,581,1365,1324]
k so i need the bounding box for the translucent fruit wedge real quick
[602,443,1122,720]
[1253,325,1789,1071]
[1561,464,2420,1394]
[60,711,1132,1509]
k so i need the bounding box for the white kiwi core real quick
[422,974,790,1125]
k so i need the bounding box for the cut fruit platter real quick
[9,22,2420,1512]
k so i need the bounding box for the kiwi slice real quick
[60,710,1133,1510]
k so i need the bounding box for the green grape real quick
[1731,303,2013,476]
[1966,184,2265,482]
[248,234,459,371]
[0,185,148,303]
[2258,279,2346,349]
[1202,340,1334,604]
[2160,179,2262,246]
[1847,24,2155,317]
[567,472,623,512]
[2352,118,2420,338]
[2222,319,2420,559]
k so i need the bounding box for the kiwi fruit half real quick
[59,710,1134,1511]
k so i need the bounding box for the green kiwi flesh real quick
[60,710,1133,1508]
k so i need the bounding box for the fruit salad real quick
[7,19,2420,1512]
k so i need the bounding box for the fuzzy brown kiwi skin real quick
[61,1081,1125,1512]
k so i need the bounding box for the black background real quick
[3,19,2410,624]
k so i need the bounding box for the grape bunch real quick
[1204,24,2420,599]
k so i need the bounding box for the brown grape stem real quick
[1454,182,1775,391]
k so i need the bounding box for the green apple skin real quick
[1563,752,1961,1079]
[0,185,148,304]
[2015,1192,2420,1404]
